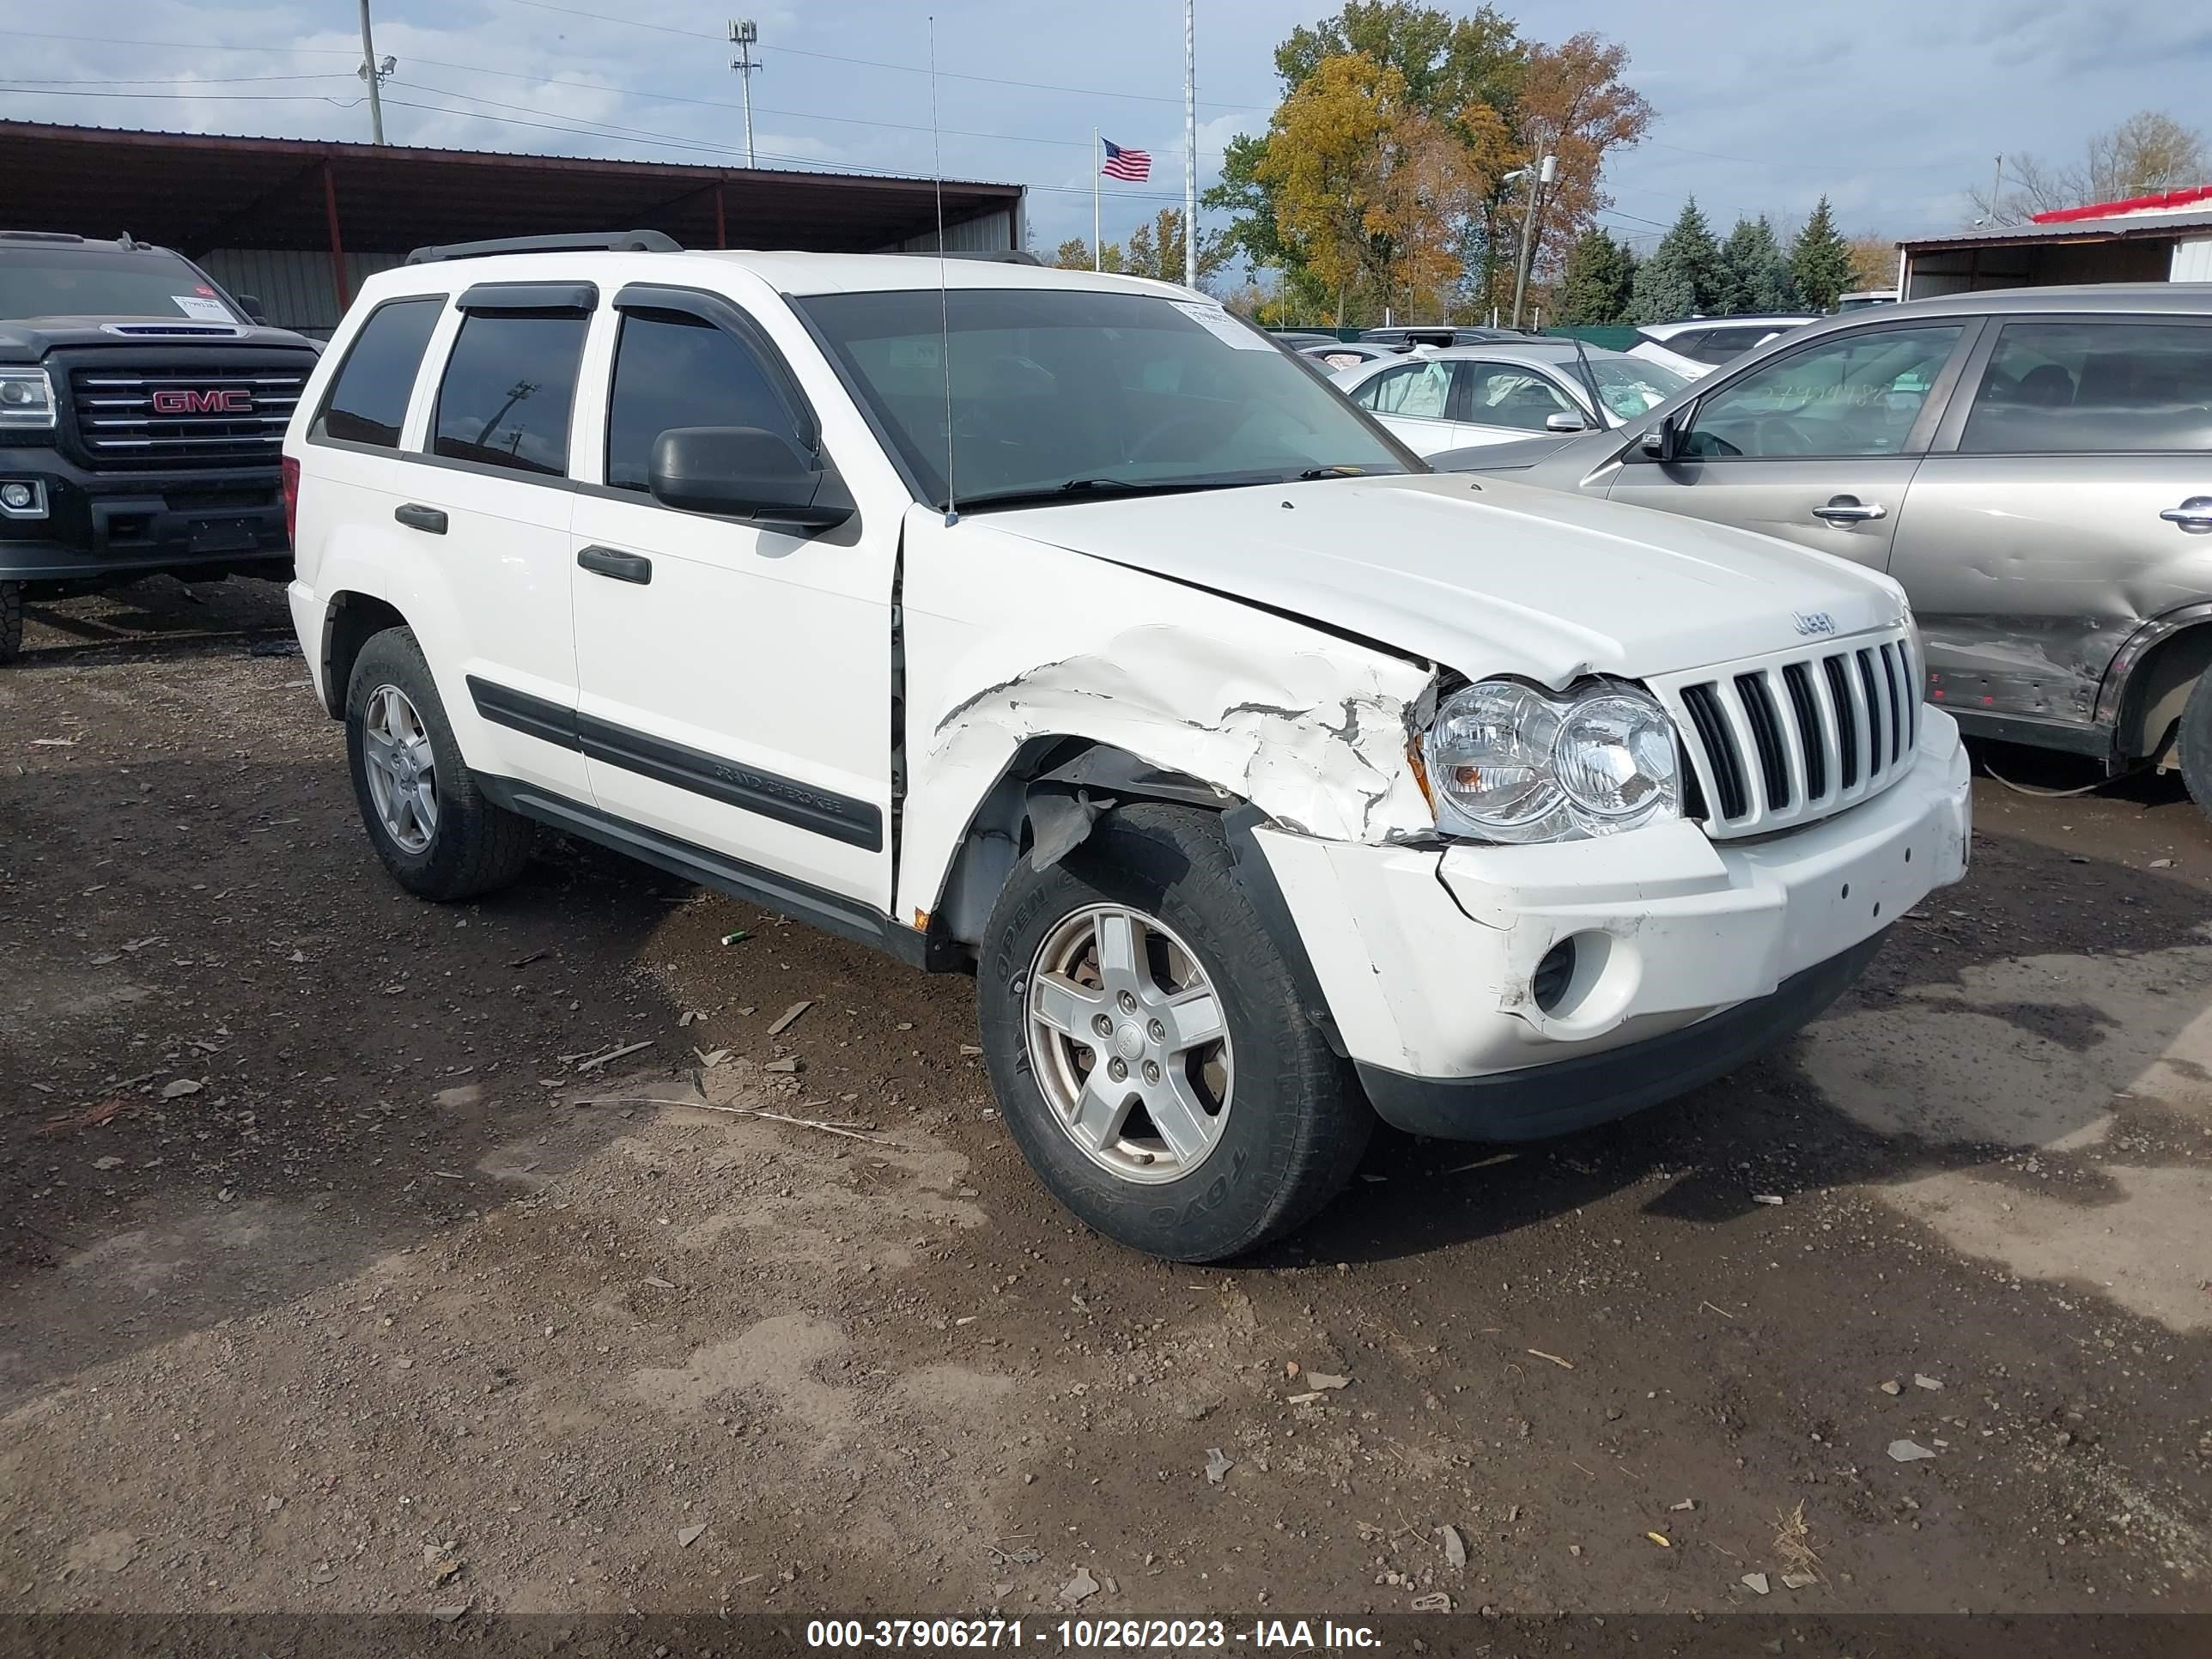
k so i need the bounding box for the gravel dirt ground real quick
[2,578,2209,1634]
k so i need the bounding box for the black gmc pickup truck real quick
[0,231,322,664]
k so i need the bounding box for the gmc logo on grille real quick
[152,389,252,414]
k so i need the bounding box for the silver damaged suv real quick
[1435,285,2212,816]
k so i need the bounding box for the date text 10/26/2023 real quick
[805,1618,1384,1649]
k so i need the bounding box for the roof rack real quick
[404,229,682,265]
[911,248,1042,265]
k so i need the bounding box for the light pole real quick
[1508,152,1556,330]
[357,0,386,145]
[1182,0,1197,289]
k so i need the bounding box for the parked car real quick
[1270,330,1344,353]
[1330,342,1689,456]
[0,229,320,663]
[1301,339,1395,372]
[1429,283,2212,816]
[1361,325,1526,349]
[1836,289,1899,313]
[283,238,1971,1260]
[1629,315,1817,380]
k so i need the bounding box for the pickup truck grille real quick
[68,364,307,470]
[1650,625,1920,839]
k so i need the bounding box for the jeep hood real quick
[980,472,1904,686]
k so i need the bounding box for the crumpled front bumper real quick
[1255,708,1972,1139]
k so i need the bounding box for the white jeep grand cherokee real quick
[283,235,1972,1261]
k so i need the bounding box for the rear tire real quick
[345,627,534,901]
[976,802,1370,1261]
[2179,673,2212,824]
[0,582,21,665]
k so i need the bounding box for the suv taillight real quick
[281,455,300,545]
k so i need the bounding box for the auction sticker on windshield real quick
[1168,298,1270,349]
[170,295,232,321]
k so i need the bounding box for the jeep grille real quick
[1650,624,1920,839]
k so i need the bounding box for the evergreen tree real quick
[1716,216,1798,315]
[1626,198,1720,324]
[1553,228,1637,325]
[1789,196,1855,312]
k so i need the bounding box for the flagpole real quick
[1092,127,1101,272]
[1183,0,1197,289]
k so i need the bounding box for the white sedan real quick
[1332,342,1688,457]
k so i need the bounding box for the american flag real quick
[1100,138,1152,182]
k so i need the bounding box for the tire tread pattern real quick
[2180,674,2212,825]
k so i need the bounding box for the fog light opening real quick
[1528,930,1627,1027]
[1532,938,1577,1015]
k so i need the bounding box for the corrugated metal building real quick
[1899,185,2212,300]
[0,122,1026,337]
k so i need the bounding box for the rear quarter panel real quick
[284,279,488,751]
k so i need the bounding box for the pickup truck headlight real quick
[0,368,56,430]
[1422,678,1680,843]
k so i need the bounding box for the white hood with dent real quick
[982,472,1903,686]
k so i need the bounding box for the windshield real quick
[795,287,1417,511]
[0,246,241,323]
[1588,356,1688,419]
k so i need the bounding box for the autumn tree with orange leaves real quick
[1507,33,1654,317]
[1210,3,1652,325]
[1256,54,1498,322]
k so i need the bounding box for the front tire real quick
[2180,674,2212,825]
[977,803,1370,1261]
[0,582,21,665]
[345,627,533,900]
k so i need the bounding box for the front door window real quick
[1682,325,1964,459]
[1353,360,1454,420]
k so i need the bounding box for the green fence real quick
[1540,325,1640,351]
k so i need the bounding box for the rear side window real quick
[315,297,442,447]
[1960,320,2212,453]
[605,312,803,492]
[432,312,589,477]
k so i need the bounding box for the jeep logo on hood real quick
[152,388,252,414]
[1793,611,1838,638]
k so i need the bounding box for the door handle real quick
[576,545,653,585]
[1812,495,1887,524]
[393,503,447,534]
[2159,495,2212,533]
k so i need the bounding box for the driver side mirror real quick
[649,426,855,532]
[237,294,267,325]
[1638,413,1683,463]
[1546,410,1590,434]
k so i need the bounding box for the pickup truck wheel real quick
[344,627,534,901]
[2179,673,2212,824]
[0,582,21,665]
[977,802,1369,1261]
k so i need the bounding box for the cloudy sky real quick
[3,0,2209,259]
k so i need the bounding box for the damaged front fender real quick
[895,509,1439,930]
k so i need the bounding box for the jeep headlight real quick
[0,367,55,430]
[1422,678,1680,843]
